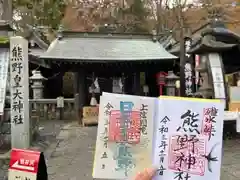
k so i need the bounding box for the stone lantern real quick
[195,55,213,98]
[29,70,46,99]
[165,71,179,96]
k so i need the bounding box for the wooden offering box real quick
[82,106,99,126]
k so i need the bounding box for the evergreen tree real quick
[13,0,66,30]
[116,0,150,33]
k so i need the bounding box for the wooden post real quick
[78,70,86,125]
[74,93,80,123]
[59,108,63,120]
[179,29,186,97]
[73,72,80,124]
[133,72,141,95]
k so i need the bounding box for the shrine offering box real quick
[82,106,99,126]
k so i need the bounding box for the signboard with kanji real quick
[10,36,30,149]
[8,148,48,180]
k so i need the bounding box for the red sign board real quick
[9,148,40,174]
[156,72,168,85]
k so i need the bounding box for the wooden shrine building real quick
[39,31,178,121]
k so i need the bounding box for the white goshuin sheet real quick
[153,96,224,180]
[93,93,156,179]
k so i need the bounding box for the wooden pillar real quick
[78,69,86,125]
[73,72,79,93]
[73,72,80,123]
[59,74,64,96]
[132,72,141,95]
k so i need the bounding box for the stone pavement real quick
[221,139,240,180]
[0,119,68,180]
[44,121,240,180]
[46,122,97,180]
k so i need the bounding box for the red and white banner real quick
[8,149,41,180]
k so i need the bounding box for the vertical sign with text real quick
[195,54,200,87]
[208,53,226,109]
[184,39,194,97]
[184,62,194,96]
[10,36,30,149]
[180,38,194,97]
[0,49,10,115]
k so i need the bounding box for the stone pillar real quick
[29,70,46,100]
[165,71,179,96]
[10,36,30,149]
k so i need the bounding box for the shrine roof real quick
[40,31,177,62]
[188,27,239,54]
[29,48,50,68]
[30,48,45,57]
[168,26,240,55]
[188,36,236,54]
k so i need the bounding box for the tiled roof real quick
[40,32,177,62]
[29,48,45,57]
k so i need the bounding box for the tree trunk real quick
[2,0,12,21]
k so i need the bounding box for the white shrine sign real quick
[0,49,10,115]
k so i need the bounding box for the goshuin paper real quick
[153,96,224,180]
[92,93,156,179]
[93,94,224,180]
